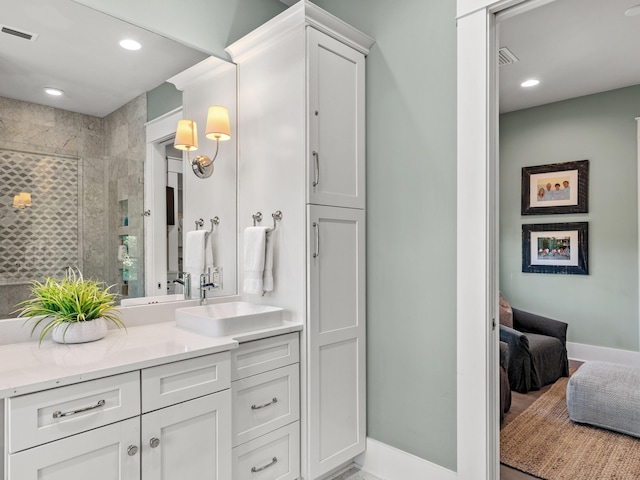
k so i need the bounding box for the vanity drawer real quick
[142,351,230,412]
[231,333,299,381]
[232,422,300,480]
[7,371,140,453]
[232,364,299,447]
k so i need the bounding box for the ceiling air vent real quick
[1,25,38,42]
[498,46,519,66]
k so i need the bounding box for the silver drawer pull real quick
[313,222,319,258]
[127,445,138,456]
[251,457,278,473]
[53,399,106,418]
[251,397,278,410]
[312,150,320,187]
[150,437,160,448]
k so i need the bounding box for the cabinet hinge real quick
[492,317,496,330]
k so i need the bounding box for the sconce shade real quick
[205,106,231,141]
[13,192,31,208]
[174,119,198,151]
[21,192,32,206]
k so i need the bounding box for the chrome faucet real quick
[172,272,191,299]
[199,272,217,305]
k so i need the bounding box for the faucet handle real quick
[179,272,191,299]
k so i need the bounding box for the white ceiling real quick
[3,0,638,117]
[499,0,640,113]
[0,0,209,118]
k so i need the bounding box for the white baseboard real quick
[350,346,638,480]
[567,342,640,365]
[355,438,456,480]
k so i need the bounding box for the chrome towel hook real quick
[252,210,283,232]
[195,217,220,241]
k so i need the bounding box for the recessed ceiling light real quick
[44,87,64,96]
[521,79,540,88]
[119,39,141,51]
[625,4,640,16]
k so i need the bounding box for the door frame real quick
[144,107,183,297]
[456,0,557,478]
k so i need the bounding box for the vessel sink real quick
[175,302,284,336]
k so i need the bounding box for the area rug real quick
[501,375,640,479]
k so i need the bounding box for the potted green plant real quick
[16,269,125,344]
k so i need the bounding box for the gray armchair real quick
[499,340,511,422]
[499,307,569,394]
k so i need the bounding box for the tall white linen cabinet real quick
[227,2,373,479]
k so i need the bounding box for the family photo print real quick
[521,160,589,215]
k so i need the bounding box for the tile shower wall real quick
[103,95,146,299]
[0,95,147,318]
[0,150,79,283]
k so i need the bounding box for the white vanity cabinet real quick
[228,2,372,478]
[231,333,300,480]
[8,417,141,479]
[307,27,366,210]
[141,391,231,480]
[307,205,366,478]
[140,353,232,480]
[5,352,232,480]
[7,372,142,480]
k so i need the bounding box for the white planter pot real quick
[51,318,108,344]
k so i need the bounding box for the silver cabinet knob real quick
[127,445,138,456]
[150,437,160,448]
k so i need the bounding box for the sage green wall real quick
[500,85,640,351]
[77,0,459,472]
[146,82,182,122]
[314,0,458,470]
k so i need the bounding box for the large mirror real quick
[0,0,236,318]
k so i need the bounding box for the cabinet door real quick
[307,205,366,479]
[141,390,232,480]
[8,417,140,480]
[307,27,366,209]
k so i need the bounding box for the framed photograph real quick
[521,160,589,215]
[522,222,588,275]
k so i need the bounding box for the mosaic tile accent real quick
[0,149,79,283]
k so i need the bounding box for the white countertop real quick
[0,320,302,398]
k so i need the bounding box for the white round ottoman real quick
[567,361,640,438]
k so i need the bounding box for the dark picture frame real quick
[522,222,589,275]
[521,160,589,215]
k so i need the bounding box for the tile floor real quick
[331,466,382,480]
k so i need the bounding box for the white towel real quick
[262,231,274,293]
[205,233,215,277]
[243,227,269,295]
[185,230,207,296]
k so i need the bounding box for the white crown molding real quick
[168,56,235,91]
[144,107,183,143]
[226,0,374,63]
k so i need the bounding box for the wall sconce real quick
[13,192,32,209]
[174,105,231,179]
